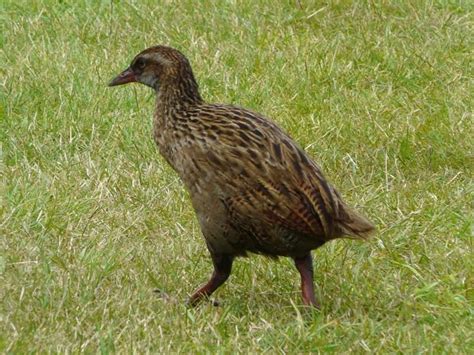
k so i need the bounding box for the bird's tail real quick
[335,202,375,239]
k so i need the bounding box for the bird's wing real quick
[187,105,340,238]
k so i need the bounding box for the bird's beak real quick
[108,67,136,87]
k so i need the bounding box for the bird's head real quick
[108,45,199,96]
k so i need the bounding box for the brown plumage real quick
[109,45,375,307]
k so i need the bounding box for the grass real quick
[1,0,473,352]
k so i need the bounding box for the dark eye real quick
[134,58,146,70]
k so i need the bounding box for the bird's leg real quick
[294,253,320,308]
[187,254,233,306]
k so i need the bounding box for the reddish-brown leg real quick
[294,254,320,308]
[187,255,233,306]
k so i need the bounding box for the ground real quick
[1,1,473,353]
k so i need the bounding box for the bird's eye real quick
[135,58,146,70]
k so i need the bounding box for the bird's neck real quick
[156,75,203,111]
[153,76,203,147]
[152,79,202,167]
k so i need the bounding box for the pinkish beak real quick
[108,67,137,87]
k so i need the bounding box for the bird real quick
[108,45,375,308]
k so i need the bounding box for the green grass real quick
[1,0,473,352]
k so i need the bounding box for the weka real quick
[109,45,374,308]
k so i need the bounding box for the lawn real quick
[1,0,473,353]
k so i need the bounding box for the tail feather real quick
[336,203,375,239]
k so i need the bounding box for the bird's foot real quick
[153,288,175,302]
[186,295,221,308]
